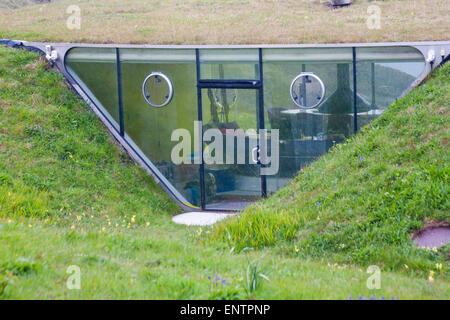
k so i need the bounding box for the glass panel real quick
[65,47,119,130]
[201,88,261,209]
[263,48,354,194]
[199,49,259,80]
[356,46,425,128]
[120,48,200,207]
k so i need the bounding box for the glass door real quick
[201,87,262,210]
[197,48,264,210]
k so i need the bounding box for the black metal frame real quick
[352,47,358,134]
[195,49,206,210]
[116,48,125,137]
[198,79,261,89]
[258,48,267,198]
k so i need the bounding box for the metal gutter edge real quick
[5,39,450,49]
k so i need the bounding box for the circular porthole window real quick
[142,72,174,108]
[290,72,326,109]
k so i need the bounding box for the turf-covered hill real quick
[211,63,449,273]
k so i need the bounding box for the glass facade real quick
[263,48,355,193]
[65,48,120,131]
[119,49,200,207]
[65,45,426,210]
[355,46,425,128]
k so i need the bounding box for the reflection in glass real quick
[263,48,355,193]
[201,88,261,210]
[355,46,425,128]
[65,48,119,130]
[290,72,326,109]
[120,49,200,207]
[199,49,259,80]
[142,72,173,107]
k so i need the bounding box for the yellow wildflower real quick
[428,270,435,282]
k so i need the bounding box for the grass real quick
[0,0,50,10]
[0,46,448,299]
[0,0,449,44]
[210,61,450,276]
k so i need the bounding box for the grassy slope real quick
[0,0,449,44]
[0,47,448,299]
[211,63,450,276]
